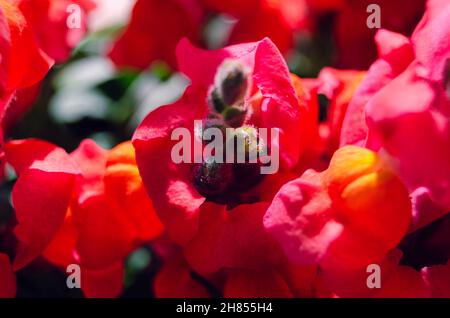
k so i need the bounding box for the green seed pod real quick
[208,88,227,113]
[215,59,249,106]
[222,106,247,128]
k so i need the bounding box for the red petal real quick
[74,194,136,270]
[334,0,424,69]
[278,263,318,298]
[340,30,414,147]
[204,0,308,53]
[133,86,207,245]
[185,202,285,275]
[201,0,259,17]
[4,139,79,270]
[176,38,258,89]
[411,188,448,231]
[5,139,79,175]
[109,0,204,69]
[18,0,95,63]
[224,268,293,298]
[81,262,124,298]
[321,251,431,298]
[366,65,450,210]
[265,147,412,270]
[70,139,108,180]
[254,38,302,167]
[154,254,210,298]
[264,170,337,265]
[228,6,293,54]
[423,263,450,297]
[1,0,54,92]
[1,83,41,132]
[0,7,10,98]
[43,208,78,268]
[374,269,431,298]
[316,68,366,154]
[70,139,107,205]
[104,142,164,242]
[0,253,16,298]
[412,0,450,83]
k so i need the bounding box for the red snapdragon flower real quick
[307,0,426,69]
[202,0,310,54]
[0,0,53,100]
[109,0,205,70]
[320,249,450,298]
[0,0,95,144]
[0,0,100,160]
[154,252,212,298]
[0,0,54,127]
[0,0,97,107]
[303,67,366,159]
[264,145,450,297]
[0,0,54,177]
[108,0,310,71]
[133,38,319,278]
[264,146,412,271]
[340,0,450,229]
[152,238,319,298]
[18,0,96,63]
[4,139,163,297]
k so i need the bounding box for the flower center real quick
[191,59,268,205]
